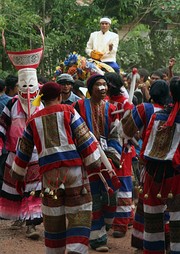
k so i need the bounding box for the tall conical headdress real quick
[2,27,44,70]
[2,27,45,118]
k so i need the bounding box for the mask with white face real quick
[18,68,39,117]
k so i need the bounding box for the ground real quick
[0,219,135,254]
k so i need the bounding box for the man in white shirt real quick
[85,17,120,73]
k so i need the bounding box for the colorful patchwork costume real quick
[12,82,102,254]
[74,95,121,251]
[141,103,180,254]
[119,80,170,251]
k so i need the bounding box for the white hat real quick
[100,17,111,24]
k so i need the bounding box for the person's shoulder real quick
[106,100,116,110]
[71,92,81,101]
[67,92,81,103]
[156,105,170,114]
[91,31,101,36]
[0,94,11,103]
[108,31,119,37]
[0,93,10,99]
[5,95,18,109]
[60,103,75,112]
[136,102,153,112]
[29,104,75,121]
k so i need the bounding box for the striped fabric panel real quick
[39,150,82,166]
[132,193,144,248]
[0,99,16,134]
[45,231,66,248]
[132,103,154,130]
[42,113,61,148]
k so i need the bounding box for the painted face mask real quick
[18,68,39,116]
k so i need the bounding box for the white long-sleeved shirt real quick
[85,30,119,62]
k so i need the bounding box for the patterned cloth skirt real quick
[0,152,42,221]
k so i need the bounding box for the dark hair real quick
[158,68,168,76]
[149,80,169,105]
[150,70,164,80]
[138,68,150,82]
[104,72,124,96]
[0,79,5,92]
[169,76,180,102]
[38,75,49,85]
[5,74,18,94]
[73,80,85,91]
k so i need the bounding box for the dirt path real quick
[0,219,135,254]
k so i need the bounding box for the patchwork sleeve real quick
[71,109,101,171]
[12,123,34,178]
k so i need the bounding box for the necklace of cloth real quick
[90,100,105,140]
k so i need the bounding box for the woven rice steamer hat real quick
[40,82,62,101]
[90,51,104,61]
[2,28,44,118]
[2,28,44,70]
[86,74,107,95]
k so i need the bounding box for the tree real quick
[0,0,179,78]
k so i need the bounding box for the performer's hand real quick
[16,181,25,196]
[104,151,120,168]
[109,43,113,51]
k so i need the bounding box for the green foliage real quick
[94,0,144,23]
[0,0,179,78]
[119,25,180,73]
[0,0,42,51]
[118,24,154,71]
